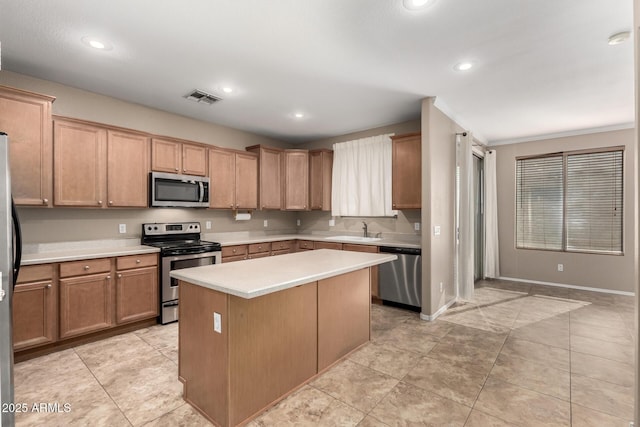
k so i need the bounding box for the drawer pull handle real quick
[106,275,111,280]
[136,259,141,263]
[98,200,103,205]
[84,265,90,270]
[117,274,122,278]
[46,284,52,289]
[43,198,48,204]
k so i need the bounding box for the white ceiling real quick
[0,0,634,144]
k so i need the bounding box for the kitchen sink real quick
[326,235,382,242]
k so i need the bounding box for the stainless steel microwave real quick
[149,172,210,208]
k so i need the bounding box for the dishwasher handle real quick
[379,246,421,256]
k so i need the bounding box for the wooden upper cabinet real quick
[209,148,258,209]
[151,137,207,176]
[391,133,422,209]
[182,143,207,176]
[283,150,309,211]
[235,152,258,209]
[54,117,150,208]
[53,118,107,207]
[107,130,150,207]
[151,138,180,173]
[0,85,55,206]
[309,149,333,211]
[245,145,283,210]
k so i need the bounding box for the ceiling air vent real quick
[184,89,222,105]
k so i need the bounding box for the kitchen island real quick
[170,249,396,427]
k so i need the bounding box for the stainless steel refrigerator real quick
[1,132,22,427]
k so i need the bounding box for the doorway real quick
[473,154,484,281]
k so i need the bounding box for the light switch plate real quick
[329,219,335,227]
[434,225,441,236]
[297,219,301,226]
[557,264,564,272]
[264,220,268,228]
[213,312,222,333]
[414,222,421,231]
[205,221,212,230]
[119,224,126,234]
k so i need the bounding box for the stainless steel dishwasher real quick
[378,246,422,309]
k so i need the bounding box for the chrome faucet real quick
[362,221,368,238]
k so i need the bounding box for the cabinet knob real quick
[117,274,122,278]
[258,246,262,250]
[136,259,141,263]
[175,167,179,171]
[46,284,52,289]
[42,198,48,204]
[232,249,237,253]
[230,204,234,208]
[106,275,111,280]
[84,265,90,270]
[109,200,113,205]
[98,200,103,205]
[304,205,306,209]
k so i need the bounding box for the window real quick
[516,148,623,254]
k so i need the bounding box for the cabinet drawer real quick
[117,253,158,270]
[342,244,379,253]
[248,242,271,254]
[60,258,112,278]
[314,242,343,250]
[271,240,293,251]
[223,254,248,263]
[297,240,315,250]
[17,264,54,284]
[222,245,248,257]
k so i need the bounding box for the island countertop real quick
[170,248,397,299]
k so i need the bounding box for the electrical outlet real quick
[296,219,301,226]
[329,219,335,227]
[439,282,443,292]
[557,264,564,272]
[213,312,222,333]
[264,220,268,228]
[414,222,421,231]
[205,221,211,230]
[118,224,126,234]
[434,225,441,236]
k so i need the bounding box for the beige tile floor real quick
[14,279,636,426]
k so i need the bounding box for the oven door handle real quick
[163,251,222,262]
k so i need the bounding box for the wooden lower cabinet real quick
[59,272,114,339]
[314,241,343,250]
[116,266,158,324]
[296,240,314,251]
[13,264,57,350]
[343,244,380,298]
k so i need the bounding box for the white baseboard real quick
[420,298,457,322]
[498,276,635,297]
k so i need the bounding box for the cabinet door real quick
[107,130,150,207]
[13,280,57,350]
[182,144,207,176]
[59,273,113,339]
[260,147,282,209]
[392,133,421,209]
[0,86,54,206]
[209,148,236,209]
[342,244,380,298]
[235,152,258,209]
[53,119,106,207]
[309,150,332,211]
[283,150,309,210]
[151,138,181,173]
[116,267,158,324]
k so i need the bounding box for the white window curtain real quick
[484,150,500,278]
[331,134,396,217]
[455,133,474,300]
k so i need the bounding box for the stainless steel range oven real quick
[142,222,221,324]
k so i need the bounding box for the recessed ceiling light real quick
[294,112,305,119]
[222,87,233,94]
[403,0,433,10]
[454,62,474,71]
[608,31,631,45]
[81,36,113,51]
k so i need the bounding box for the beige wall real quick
[494,128,636,293]
[2,71,298,243]
[421,98,463,317]
[297,119,422,235]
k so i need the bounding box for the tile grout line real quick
[71,347,135,427]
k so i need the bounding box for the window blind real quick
[516,156,564,250]
[515,148,623,254]
[566,151,623,253]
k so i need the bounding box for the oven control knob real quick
[154,226,159,230]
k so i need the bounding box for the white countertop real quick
[170,249,397,299]
[21,239,160,265]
